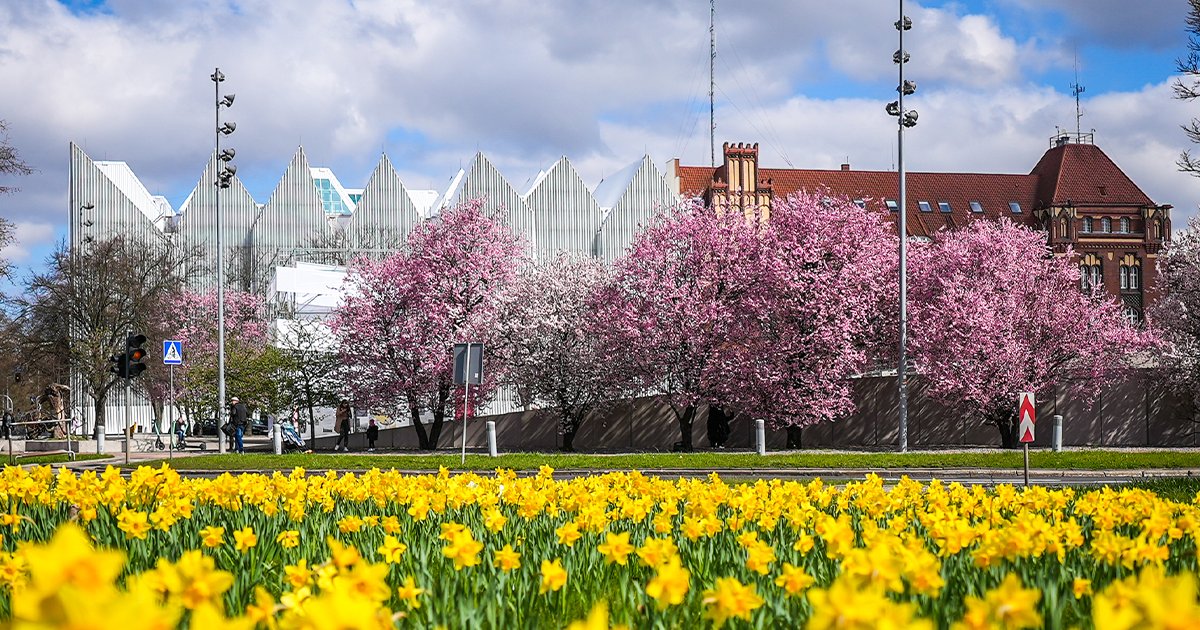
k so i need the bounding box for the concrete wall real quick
[318,370,1196,452]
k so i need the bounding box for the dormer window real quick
[938,202,952,213]
[885,199,899,212]
[918,201,932,212]
[1009,202,1022,214]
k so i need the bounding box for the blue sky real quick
[1,0,1198,272]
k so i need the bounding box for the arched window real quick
[1082,217,1093,233]
[1101,217,1112,233]
[1080,254,1102,292]
[1119,254,1141,291]
[1119,217,1130,233]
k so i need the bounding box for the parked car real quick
[250,418,269,435]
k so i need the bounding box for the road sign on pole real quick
[1018,392,1036,443]
[163,340,183,365]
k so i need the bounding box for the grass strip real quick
[141,450,1200,472]
[15,453,110,465]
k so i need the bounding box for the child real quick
[366,418,379,452]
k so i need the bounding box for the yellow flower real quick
[597,531,634,566]
[637,537,679,568]
[378,535,408,563]
[702,577,764,628]
[199,526,225,548]
[275,529,300,549]
[493,544,521,572]
[539,558,567,594]
[441,529,483,570]
[233,527,257,553]
[566,602,616,630]
[116,508,151,540]
[951,573,1041,630]
[396,575,426,609]
[243,586,276,626]
[774,563,815,595]
[556,522,583,547]
[645,557,690,609]
[337,514,364,533]
[1073,578,1092,599]
[483,507,508,533]
[284,558,312,589]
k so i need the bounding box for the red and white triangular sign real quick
[1018,392,1036,443]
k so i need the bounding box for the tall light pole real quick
[212,68,236,454]
[887,3,918,452]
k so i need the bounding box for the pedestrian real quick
[230,396,249,454]
[175,418,189,449]
[334,400,351,452]
[366,417,379,452]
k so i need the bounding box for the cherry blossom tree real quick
[1150,216,1200,416]
[155,289,274,429]
[596,203,773,451]
[333,200,526,450]
[495,253,619,451]
[717,193,899,435]
[908,218,1154,448]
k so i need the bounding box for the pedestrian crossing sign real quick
[163,340,183,365]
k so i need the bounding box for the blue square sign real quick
[163,340,183,365]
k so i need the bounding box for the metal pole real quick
[486,420,497,457]
[897,0,909,453]
[755,419,766,456]
[214,67,227,455]
[1022,442,1029,487]
[461,344,471,466]
[123,378,131,466]
[168,364,174,462]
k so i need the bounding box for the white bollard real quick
[273,423,283,455]
[96,428,105,454]
[1052,414,1063,452]
[755,419,766,456]
[486,420,498,457]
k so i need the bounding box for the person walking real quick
[230,396,249,454]
[366,417,379,452]
[334,401,351,452]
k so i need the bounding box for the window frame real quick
[969,201,983,213]
[918,201,932,213]
[1008,201,1022,214]
[885,199,899,212]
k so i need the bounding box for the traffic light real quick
[109,333,148,380]
[126,333,148,379]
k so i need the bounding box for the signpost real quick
[453,343,484,465]
[1018,392,1036,486]
[164,340,183,461]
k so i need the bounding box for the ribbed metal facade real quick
[69,145,681,287]
[524,157,600,259]
[348,154,421,254]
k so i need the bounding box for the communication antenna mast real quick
[1071,53,1086,137]
[710,0,716,167]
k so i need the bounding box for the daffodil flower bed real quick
[0,465,1196,629]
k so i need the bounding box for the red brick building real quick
[670,134,1172,323]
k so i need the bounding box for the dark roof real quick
[677,143,1159,238]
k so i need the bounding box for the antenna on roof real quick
[709,0,716,168]
[1071,49,1086,137]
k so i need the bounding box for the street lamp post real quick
[212,68,236,454]
[887,2,918,452]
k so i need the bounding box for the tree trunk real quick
[425,386,450,451]
[92,396,106,437]
[409,399,430,450]
[560,412,582,452]
[786,426,803,449]
[676,405,696,452]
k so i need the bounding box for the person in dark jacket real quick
[334,401,351,452]
[230,396,249,454]
[366,417,379,452]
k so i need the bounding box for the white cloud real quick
[1,220,56,264]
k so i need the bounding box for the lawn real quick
[149,449,1200,472]
[12,453,110,465]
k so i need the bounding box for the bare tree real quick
[275,313,342,445]
[13,235,201,435]
[0,119,33,195]
[1176,1,1200,174]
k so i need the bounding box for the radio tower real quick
[1071,53,1085,137]
[709,0,716,167]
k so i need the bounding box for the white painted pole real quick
[461,344,471,466]
[1053,414,1063,452]
[273,422,282,455]
[755,419,766,456]
[487,420,497,457]
[168,364,174,462]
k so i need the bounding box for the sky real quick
[1,0,1199,273]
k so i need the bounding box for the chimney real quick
[840,163,850,171]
